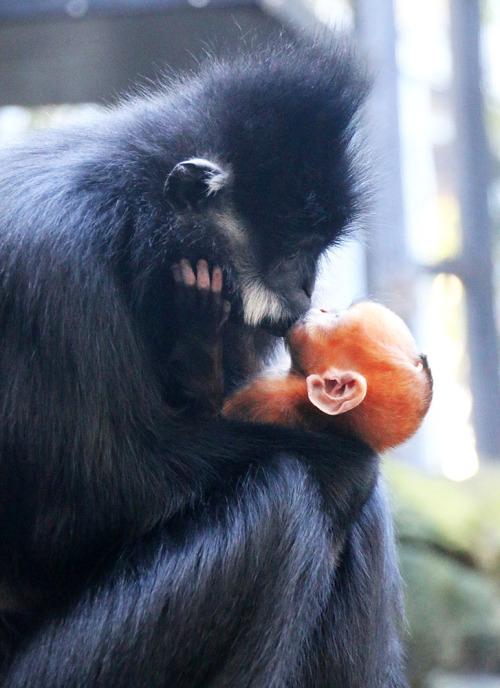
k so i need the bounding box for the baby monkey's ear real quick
[306,368,367,415]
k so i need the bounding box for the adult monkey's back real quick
[0,40,409,686]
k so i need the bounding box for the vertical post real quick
[353,0,412,322]
[450,0,500,457]
[354,0,427,468]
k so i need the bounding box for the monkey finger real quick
[172,263,186,308]
[211,266,223,296]
[215,300,231,333]
[177,259,197,311]
[179,259,197,287]
[196,260,211,291]
[172,263,182,283]
[221,300,231,325]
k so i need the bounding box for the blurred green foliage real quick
[384,460,500,687]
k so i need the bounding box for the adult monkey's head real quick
[164,155,315,336]
[164,40,369,336]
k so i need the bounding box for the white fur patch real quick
[206,170,230,195]
[241,280,284,327]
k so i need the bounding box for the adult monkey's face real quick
[165,157,326,337]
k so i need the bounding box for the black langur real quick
[0,40,409,687]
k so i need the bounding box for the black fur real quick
[0,40,408,686]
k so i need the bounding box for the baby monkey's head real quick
[287,302,433,451]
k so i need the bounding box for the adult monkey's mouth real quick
[260,313,303,338]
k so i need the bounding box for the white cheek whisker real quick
[241,281,284,327]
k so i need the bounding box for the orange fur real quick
[223,303,433,452]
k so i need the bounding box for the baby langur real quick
[223,302,433,452]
